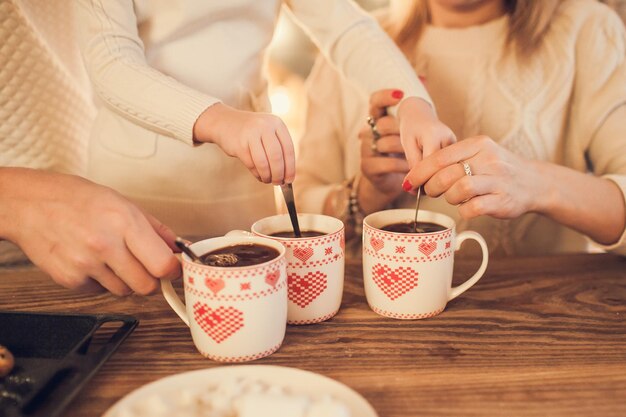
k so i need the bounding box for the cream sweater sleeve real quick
[74,0,219,145]
[295,56,351,215]
[285,0,432,113]
[571,5,626,255]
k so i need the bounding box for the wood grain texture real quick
[1,254,625,417]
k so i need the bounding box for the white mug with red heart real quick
[161,235,287,362]
[363,209,488,319]
[248,214,345,325]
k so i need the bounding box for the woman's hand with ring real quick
[357,90,410,213]
[403,135,544,219]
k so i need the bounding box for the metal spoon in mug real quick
[174,237,239,266]
[413,186,425,233]
[280,183,302,237]
[174,237,203,263]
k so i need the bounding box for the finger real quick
[442,132,457,148]
[54,271,104,293]
[275,123,296,184]
[249,167,261,182]
[144,212,178,252]
[374,135,404,154]
[261,134,285,185]
[249,138,271,183]
[423,161,468,197]
[92,266,133,296]
[369,89,404,119]
[362,157,410,177]
[358,125,372,143]
[238,147,261,182]
[372,116,400,137]
[401,133,422,168]
[404,139,481,191]
[106,248,161,295]
[124,214,181,281]
[442,174,494,206]
[422,134,442,159]
[77,279,107,294]
[457,194,503,219]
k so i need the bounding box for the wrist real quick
[397,96,436,122]
[528,159,560,216]
[358,177,398,215]
[192,102,226,144]
[0,168,29,242]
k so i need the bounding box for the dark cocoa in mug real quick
[381,221,447,234]
[269,230,326,238]
[200,243,279,267]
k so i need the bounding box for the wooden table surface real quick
[1,253,625,417]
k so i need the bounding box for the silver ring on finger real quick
[371,124,381,141]
[367,116,381,141]
[370,139,380,155]
[459,160,473,176]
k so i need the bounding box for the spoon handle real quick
[413,186,421,233]
[175,237,203,263]
[281,184,302,237]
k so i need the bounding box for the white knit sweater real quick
[74,0,434,237]
[0,0,95,262]
[296,0,626,256]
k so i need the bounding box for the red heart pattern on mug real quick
[287,271,328,308]
[418,241,437,256]
[193,302,244,343]
[293,246,314,263]
[265,270,280,288]
[205,277,225,295]
[372,263,418,300]
[370,237,384,252]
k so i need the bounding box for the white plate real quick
[103,365,378,417]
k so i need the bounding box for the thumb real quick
[144,212,179,253]
[369,89,404,118]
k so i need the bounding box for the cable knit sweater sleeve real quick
[285,0,432,113]
[569,4,626,255]
[74,0,218,146]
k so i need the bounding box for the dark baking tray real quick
[0,311,138,417]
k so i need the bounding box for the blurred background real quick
[267,0,626,148]
[267,0,389,147]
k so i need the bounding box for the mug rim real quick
[363,209,455,236]
[251,213,344,241]
[182,235,286,271]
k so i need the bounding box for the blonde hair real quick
[385,0,561,61]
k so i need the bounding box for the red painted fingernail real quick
[402,179,412,192]
[392,90,404,99]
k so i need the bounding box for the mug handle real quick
[449,231,489,301]
[161,279,190,326]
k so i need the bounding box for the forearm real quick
[74,0,218,145]
[0,168,62,242]
[286,0,432,111]
[0,168,20,241]
[533,161,626,245]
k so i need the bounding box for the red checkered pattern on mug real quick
[372,264,419,300]
[193,302,244,343]
[288,271,328,308]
